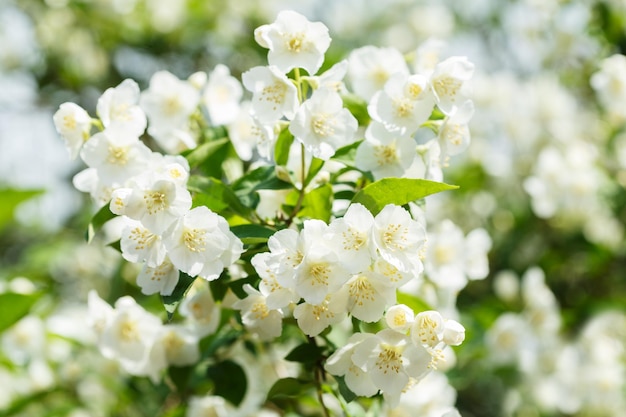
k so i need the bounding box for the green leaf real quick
[274,127,295,166]
[206,360,247,406]
[331,141,362,165]
[351,178,458,215]
[303,157,325,187]
[231,165,291,209]
[183,138,229,168]
[86,203,116,243]
[284,342,325,365]
[188,176,253,219]
[267,377,314,400]
[335,375,357,403]
[342,93,370,126]
[396,291,434,314]
[298,183,333,222]
[230,224,276,245]
[0,292,41,333]
[0,188,44,231]
[161,272,196,321]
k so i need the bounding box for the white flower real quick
[232,284,283,341]
[352,329,431,407]
[254,10,331,75]
[264,228,304,288]
[289,87,358,160]
[159,324,200,367]
[79,127,152,186]
[442,319,465,346]
[345,271,396,322]
[162,206,243,280]
[324,333,379,397]
[315,60,349,93]
[372,204,427,274]
[53,102,92,159]
[186,395,233,417]
[591,54,626,122]
[386,304,415,332]
[369,73,435,134]
[242,65,299,123]
[203,64,243,126]
[437,100,474,161]
[179,285,221,337]
[429,56,474,116]
[413,38,448,75]
[136,258,179,296]
[253,252,299,310]
[119,217,167,267]
[355,122,417,180]
[111,176,192,234]
[348,45,410,101]
[96,79,147,137]
[411,311,445,349]
[326,203,376,273]
[293,290,348,337]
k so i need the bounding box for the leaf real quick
[298,183,333,222]
[335,375,357,403]
[331,141,362,166]
[206,360,247,406]
[303,157,325,187]
[231,165,291,209]
[267,377,314,400]
[351,178,458,215]
[86,203,116,243]
[396,291,434,314]
[284,342,325,365]
[183,138,229,168]
[0,292,41,333]
[161,271,196,321]
[342,93,370,126]
[0,188,44,231]
[188,176,253,219]
[274,127,295,166]
[230,224,276,245]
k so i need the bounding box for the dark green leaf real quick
[188,176,253,218]
[274,127,295,166]
[0,292,41,333]
[267,377,314,400]
[167,365,194,393]
[209,276,229,302]
[206,360,247,406]
[335,375,357,403]
[0,188,43,231]
[230,224,276,245]
[183,138,229,168]
[284,342,325,365]
[86,203,116,243]
[161,272,196,320]
[231,165,292,209]
[351,178,458,215]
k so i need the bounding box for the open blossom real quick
[119,216,167,267]
[53,102,92,160]
[159,324,200,367]
[345,271,396,322]
[324,333,379,397]
[590,54,626,122]
[232,284,283,341]
[203,64,243,126]
[254,10,331,75]
[289,87,358,160]
[429,56,474,116]
[136,257,179,296]
[242,65,299,123]
[348,45,410,101]
[253,252,299,310]
[369,73,435,134]
[162,206,243,280]
[179,284,221,337]
[326,203,376,273]
[96,79,147,137]
[355,122,417,180]
[79,127,152,186]
[437,100,474,162]
[293,290,349,337]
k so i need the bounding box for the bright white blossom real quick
[386,304,415,332]
[324,333,379,397]
[429,56,474,115]
[242,65,299,123]
[233,284,283,341]
[136,257,179,296]
[96,79,147,137]
[590,54,626,123]
[326,203,376,273]
[179,285,221,337]
[348,45,410,101]
[159,324,200,367]
[293,290,348,337]
[119,217,167,267]
[437,100,474,161]
[254,10,331,75]
[53,102,92,159]
[203,64,243,126]
[355,122,417,179]
[289,87,358,160]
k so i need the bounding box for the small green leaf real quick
[303,157,325,187]
[86,203,116,243]
[267,377,314,400]
[183,138,229,168]
[230,224,276,245]
[351,178,458,215]
[0,292,41,333]
[274,127,295,166]
[0,188,44,231]
[284,342,325,365]
[335,375,357,403]
[231,165,291,208]
[161,272,196,320]
[188,176,253,219]
[298,183,333,222]
[331,141,362,165]
[396,292,434,314]
[342,93,370,125]
[206,360,247,406]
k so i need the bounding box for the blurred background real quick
[1,0,625,416]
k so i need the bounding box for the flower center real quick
[107,145,129,165]
[183,228,206,252]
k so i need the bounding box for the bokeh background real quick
[1,0,625,416]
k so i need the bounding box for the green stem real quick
[309,336,332,417]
